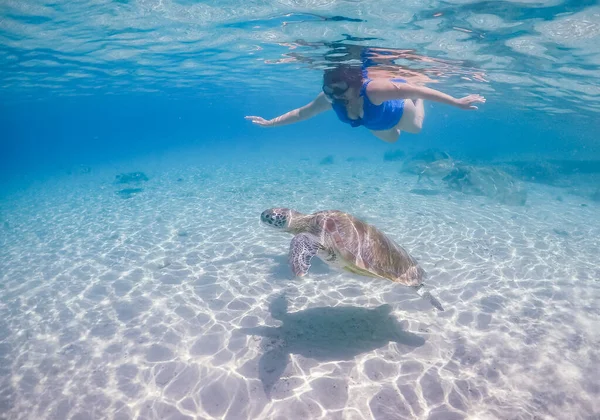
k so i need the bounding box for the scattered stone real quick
[553,228,569,237]
[115,172,149,184]
[443,164,527,206]
[320,155,334,165]
[416,159,457,183]
[409,189,440,196]
[410,148,451,163]
[116,188,143,199]
[400,149,454,178]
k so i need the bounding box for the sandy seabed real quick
[0,156,598,420]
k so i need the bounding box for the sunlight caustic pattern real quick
[0,156,599,419]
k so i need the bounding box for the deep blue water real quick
[1,93,599,184]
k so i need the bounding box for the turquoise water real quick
[1,1,599,419]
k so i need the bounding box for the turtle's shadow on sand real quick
[235,294,426,399]
[267,253,332,280]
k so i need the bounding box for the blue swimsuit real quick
[331,78,406,131]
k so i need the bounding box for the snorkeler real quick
[245,63,486,143]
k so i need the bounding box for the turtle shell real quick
[310,210,425,286]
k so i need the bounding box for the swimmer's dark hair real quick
[322,64,363,89]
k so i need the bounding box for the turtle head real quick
[260,208,295,230]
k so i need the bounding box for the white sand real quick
[0,154,598,420]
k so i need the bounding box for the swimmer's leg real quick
[413,98,425,129]
[398,99,425,134]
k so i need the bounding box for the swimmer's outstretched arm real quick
[245,92,332,127]
[366,79,486,110]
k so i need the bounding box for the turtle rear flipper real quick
[288,232,322,277]
[413,284,445,312]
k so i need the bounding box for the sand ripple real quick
[0,158,598,419]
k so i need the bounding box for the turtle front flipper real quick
[413,284,445,312]
[288,232,322,277]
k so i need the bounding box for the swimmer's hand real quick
[454,94,486,110]
[245,116,273,127]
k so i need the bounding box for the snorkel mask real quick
[322,82,349,103]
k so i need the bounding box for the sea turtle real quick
[260,208,444,311]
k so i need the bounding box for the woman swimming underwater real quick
[245,63,486,143]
